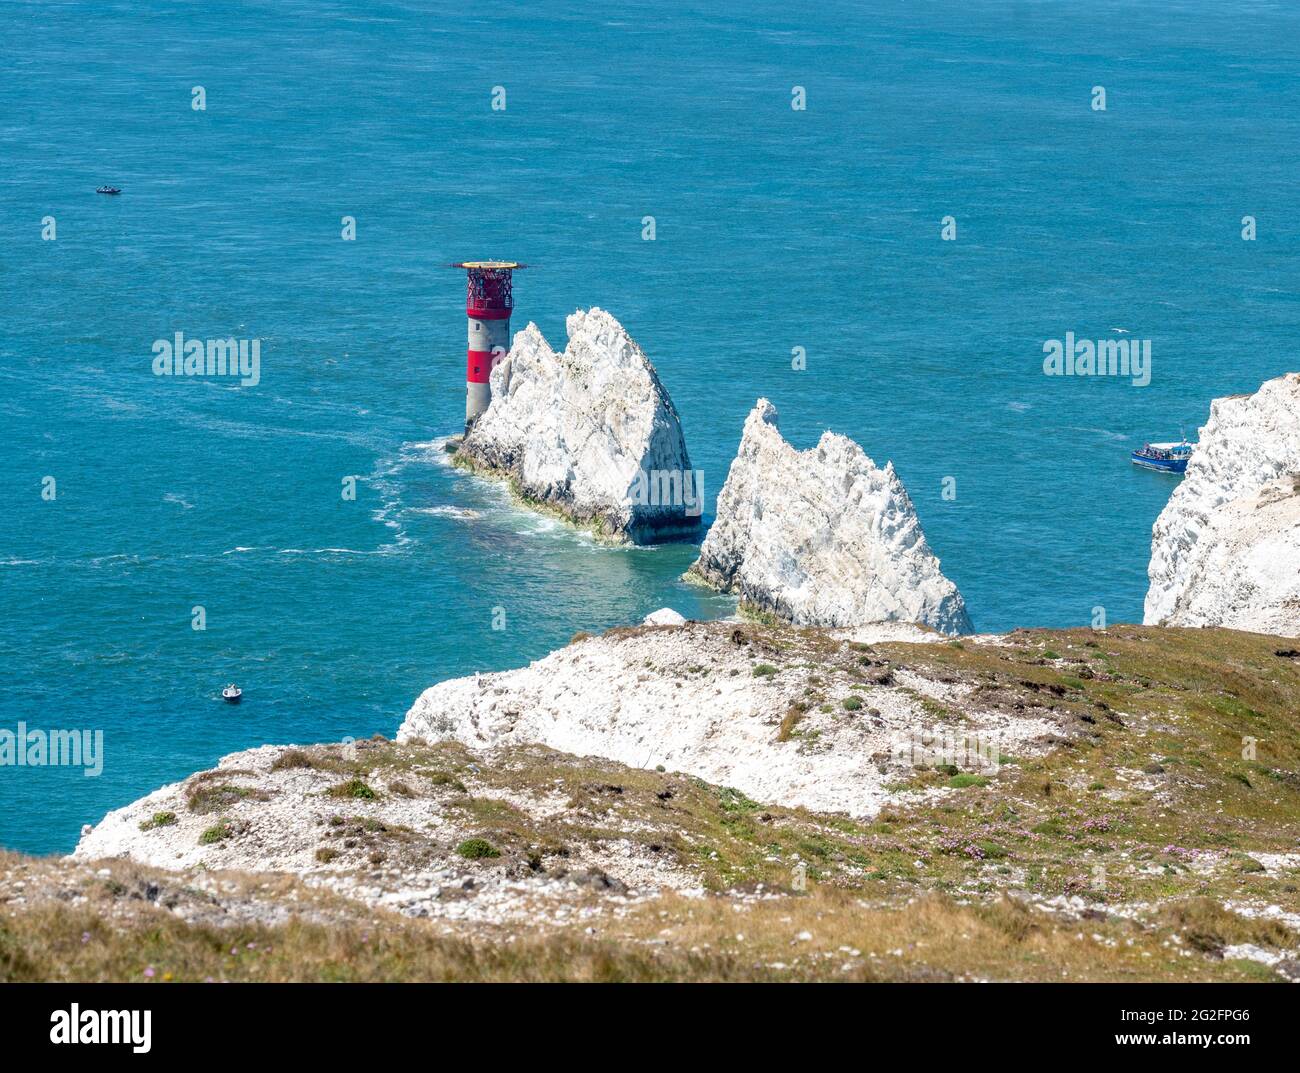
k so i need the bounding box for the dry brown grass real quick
[3,878,1288,983]
[777,702,808,742]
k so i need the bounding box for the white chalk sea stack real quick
[1145,372,1300,635]
[455,308,700,544]
[688,399,972,634]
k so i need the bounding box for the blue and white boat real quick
[1131,440,1194,474]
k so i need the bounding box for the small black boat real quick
[95,186,121,195]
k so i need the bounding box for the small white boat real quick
[221,684,242,704]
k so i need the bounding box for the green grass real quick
[859,624,1300,908]
[420,770,468,792]
[737,603,781,627]
[328,778,378,801]
[186,783,265,814]
[269,749,320,772]
[455,838,501,860]
[198,821,234,845]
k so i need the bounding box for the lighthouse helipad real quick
[451,261,526,431]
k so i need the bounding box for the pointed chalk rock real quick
[455,308,700,544]
[1145,373,1300,634]
[688,399,972,634]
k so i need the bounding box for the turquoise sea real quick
[3,1,1299,853]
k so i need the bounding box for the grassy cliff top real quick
[4,624,1299,982]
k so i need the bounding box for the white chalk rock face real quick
[1145,373,1300,633]
[456,308,700,544]
[399,622,1052,818]
[689,400,972,634]
[1154,479,1300,635]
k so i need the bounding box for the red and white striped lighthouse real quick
[452,261,525,431]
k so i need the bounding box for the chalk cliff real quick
[397,620,1034,818]
[1149,478,1300,635]
[1145,373,1300,634]
[687,400,972,634]
[72,620,1066,912]
[454,308,700,544]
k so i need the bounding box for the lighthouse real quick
[452,261,524,431]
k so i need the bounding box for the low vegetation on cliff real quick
[6,624,1299,982]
